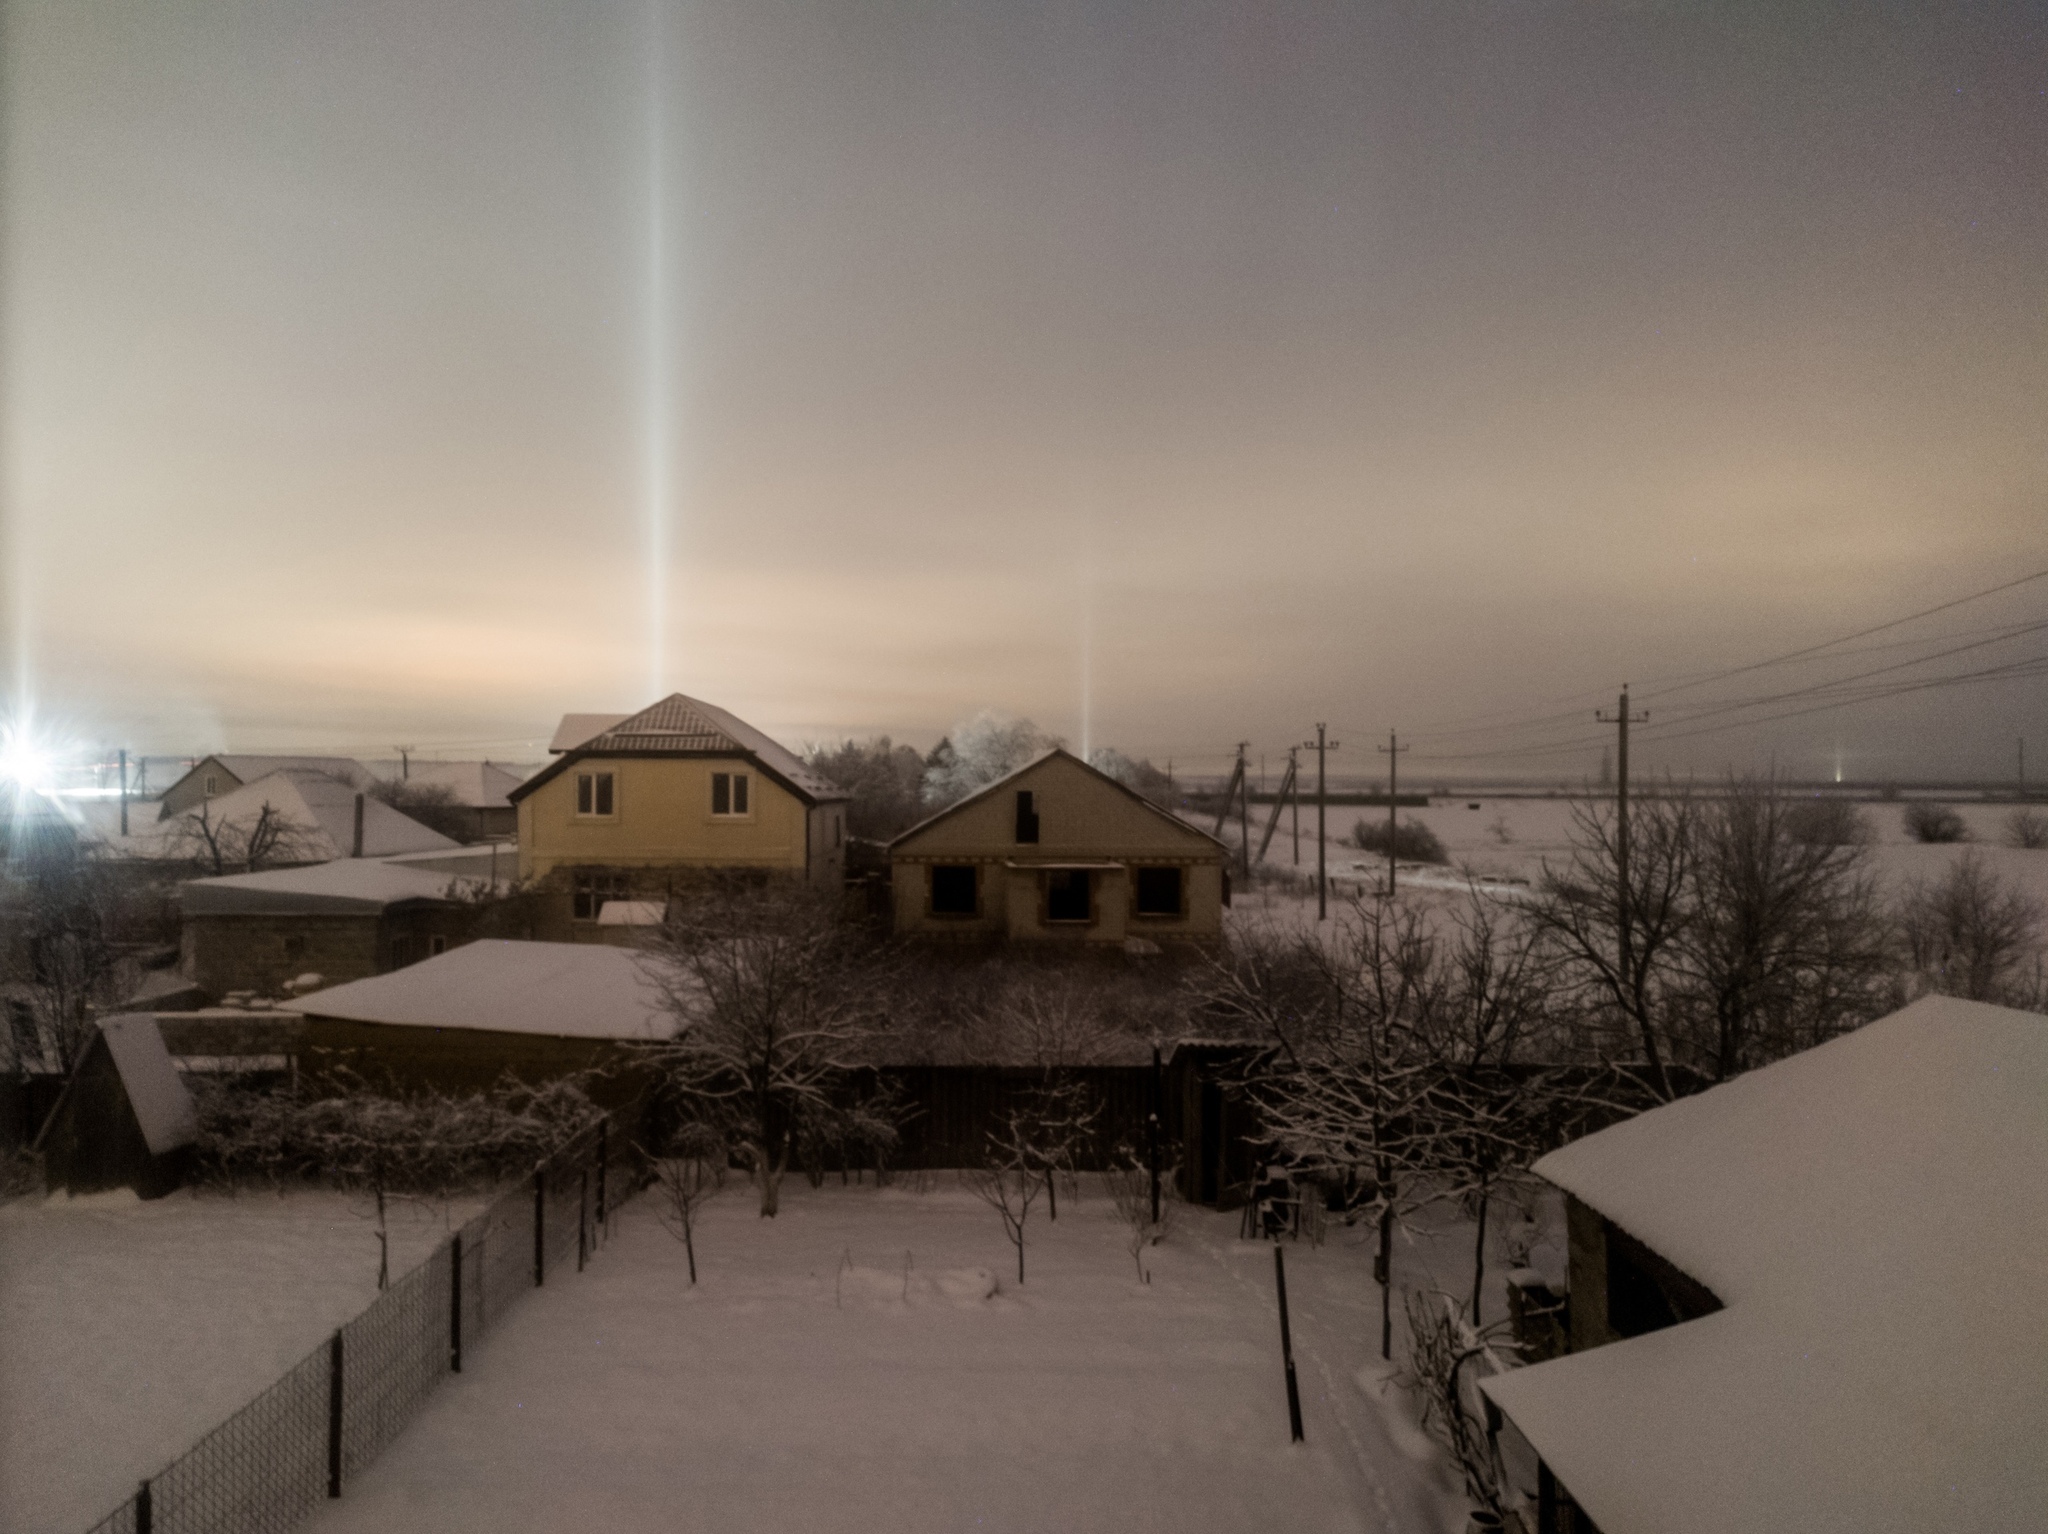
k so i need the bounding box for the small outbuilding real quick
[296,939,676,1099]
[1480,995,2046,1534]
[888,749,1228,944]
[36,1015,200,1199]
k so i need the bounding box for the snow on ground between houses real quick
[0,1188,478,1534]
[300,1184,1503,1534]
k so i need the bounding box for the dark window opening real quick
[1046,868,1092,923]
[573,871,627,921]
[429,935,448,956]
[930,864,978,916]
[282,935,306,960]
[1134,866,1184,917]
[1015,790,1040,844]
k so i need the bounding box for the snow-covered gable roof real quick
[98,1015,199,1155]
[518,694,845,806]
[157,770,458,861]
[181,859,478,916]
[157,755,366,813]
[298,939,675,1040]
[1481,995,2048,1534]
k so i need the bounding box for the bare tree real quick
[805,737,930,841]
[171,799,322,875]
[636,883,880,1217]
[1896,850,2045,1003]
[962,1107,1045,1284]
[0,842,138,1074]
[1103,1154,1180,1283]
[647,1120,724,1284]
[1528,791,1699,1099]
[365,778,473,843]
[921,710,1059,809]
[1671,776,1889,1080]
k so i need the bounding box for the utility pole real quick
[395,746,413,781]
[1289,746,1301,865]
[1377,732,1406,897]
[118,749,129,837]
[1301,725,1339,920]
[1213,743,1251,880]
[1254,750,1299,865]
[2021,738,2027,795]
[1596,686,1651,999]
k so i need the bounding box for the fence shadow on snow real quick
[80,1116,639,1534]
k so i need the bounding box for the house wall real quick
[159,759,245,818]
[890,755,1222,942]
[517,757,841,891]
[182,906,475,999]
[1565,1192,1723,1354]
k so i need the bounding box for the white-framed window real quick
[575,771,616,817]
[711,771,751,817]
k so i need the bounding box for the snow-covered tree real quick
[637,883,881,1217]
[921,711,1059,809]
[1897,849,2044,1004]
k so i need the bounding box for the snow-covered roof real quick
[520,694,846,806]
[297,940,675,1040]
[549,713,630,753]
[381,760,526,808]
[98,1015,199,1155]
[181,859,478,915]
[1481,995,2048,1534]
[157,755,367,811]
[152,770,458,861]
[596,900,667,927]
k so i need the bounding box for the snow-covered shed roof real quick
[549,714,629,753]
[297,940,675,1040]
[155,770,458,861]
[381,760,526,808]
[518,694,846,807]
[98,1015,199,1155]
[181,859,478,916]
[1481,995,2047,1534]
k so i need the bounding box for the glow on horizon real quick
[642,0,674,704]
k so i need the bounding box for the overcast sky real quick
[2,0,2042,781]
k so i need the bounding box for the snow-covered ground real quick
[298,1182,1542,1534]
[1229,792,2048,934]
[0,1187,477,1534]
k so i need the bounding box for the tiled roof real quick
[546,693,844,803]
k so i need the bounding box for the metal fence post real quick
[327,1330,345,1496]
[533,1168,546,1287]
[449,1232,463,1374]
[1274,1245,1305,1443]
[578,1170,589,1272]
[596,1118,609,1230]
[134,1481,152,1534]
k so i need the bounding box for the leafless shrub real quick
[1102,1157,1179,1283]
[2004,808,2048,850]
[366,777,473,843]
[1782,798,1870,847]
[1398,1288,1517,1516]
[1904,802,1968,844]
[1896,851,2045,1003]
[1351,817,1448,863]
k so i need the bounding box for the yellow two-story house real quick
[509,694,849,939]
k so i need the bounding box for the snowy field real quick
[1230,792,2048,929]
[0,1188,478,1534]
[294,1182,1545,1534]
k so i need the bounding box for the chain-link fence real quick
[82,1116,639,1534]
